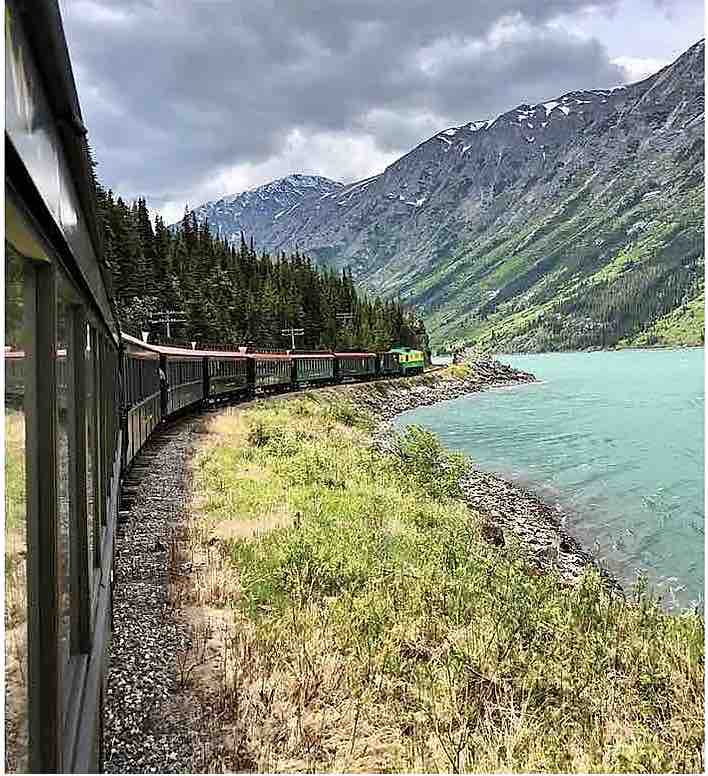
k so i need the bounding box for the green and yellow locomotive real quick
[387,347,425,375]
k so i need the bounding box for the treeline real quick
[95,186,429,353]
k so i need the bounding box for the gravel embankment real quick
[104,419,204,773]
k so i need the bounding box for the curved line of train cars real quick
[3,2,425,770]
[121,334,425,468]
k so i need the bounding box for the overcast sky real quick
[61,0,704,223]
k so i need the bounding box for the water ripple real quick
[395,348,704,608]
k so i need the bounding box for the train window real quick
[4,242,29,773]
[85,324,99,576]
[100,338,110,527]
[56,278,73,678]
[56,270,90,700]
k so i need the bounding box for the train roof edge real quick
[5,0,119,341]
[123,335,394,360]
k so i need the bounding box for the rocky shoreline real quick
[344,360,624,595]
[340,359,537,421]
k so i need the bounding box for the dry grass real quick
[210,508,295,542]
[178,396,703,773]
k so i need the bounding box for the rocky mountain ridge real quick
[190,174,342,247]
[187,40,705,350]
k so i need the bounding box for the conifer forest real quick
[95,185,429,353]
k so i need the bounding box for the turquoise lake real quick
[395,349,704,609]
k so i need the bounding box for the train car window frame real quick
[5,198,63,772]
[85,323,102,606]
[55,259,97,769]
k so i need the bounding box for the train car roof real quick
[121,334,249,359]
[249,353,293,360]
[122,334,319,360]
[123,335,377,361]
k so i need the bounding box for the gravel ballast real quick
[104,420,204,773]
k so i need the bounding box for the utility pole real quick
[281,327,304,350]
[150,309,187,340]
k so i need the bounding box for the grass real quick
[5,407,27,629]
[189,395,704,772]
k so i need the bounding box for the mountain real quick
[189,174,343,246]
[190,41,705,351]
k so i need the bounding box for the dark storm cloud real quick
[63,0,625,206]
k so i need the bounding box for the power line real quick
[149,309,187,339]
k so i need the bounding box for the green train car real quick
[388,347,425,375]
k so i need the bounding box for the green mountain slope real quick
[385,43,705,352]
[424,150,703,352]
[190,41,704,353]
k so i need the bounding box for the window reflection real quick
[56,278,72,671]
[4,242,28,773]
[85,324,96,587]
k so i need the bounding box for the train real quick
[121,335,424,468]
[3,2,425,771]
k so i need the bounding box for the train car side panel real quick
[206,356,250,398]
[5,3,123,769]
[253,355,293,389]
[165,356,204,413]
[123,340,160,466]
[334,352,378,380]
[293,355,335,384]
[379,352,401,376]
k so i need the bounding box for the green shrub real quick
[445,363,472,379]
[324,398,360,426]
[247,418,270,447]
[391,425,469,499]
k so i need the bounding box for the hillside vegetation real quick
[186,387,704,772]
[428,174,703,353]
[618,292,704,348]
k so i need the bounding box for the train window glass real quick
[95,337,105,531]
[85,324,98,575]
[56,274,79,677]
[96,338,105,528]
[4,243,29,773]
